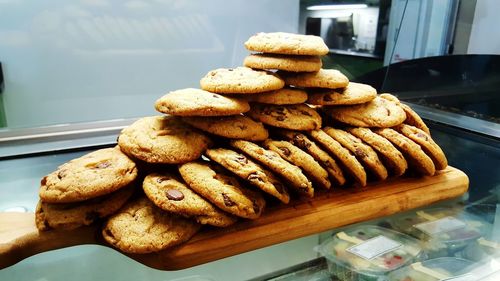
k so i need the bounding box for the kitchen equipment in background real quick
[303,3,382,58]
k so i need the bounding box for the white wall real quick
[468,0,500,54]
[0,0,299,129]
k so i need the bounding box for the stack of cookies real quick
[33,32,448,256]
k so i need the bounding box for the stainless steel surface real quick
[407,103,500,139]
[0,118,137,158]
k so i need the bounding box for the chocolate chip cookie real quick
[102,197,201,254]
[36,183,135,231]
[39,146,138,203]
[307,82,377,105]
[380,93,431,135]
[325,96,406,127]
[247,103,322,131]
[308,129,367,186]
[230,140,314,197]
[280,69,349,89]
[243,53,322,72]
[396,124,447,170]
[182,115,269,141]
[278,130,346,186]
[205,148,290,203]
[263,139,331,190]
[155,88,250,116]
[240,87,308,105]
[323,127,388,180]
[200,67,284,94]
[348,127,408,176]
[178,161,266,219]
[143,172,237,227]
[117,116,212,164]
[244,32,329,56]
[374,128,436,176]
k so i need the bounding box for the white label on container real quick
[414,216,467,236]
[346,235,402,260]
[442,273,476,281]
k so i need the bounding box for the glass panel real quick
[0,0,299,130]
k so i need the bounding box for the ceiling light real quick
[307,4,368,11]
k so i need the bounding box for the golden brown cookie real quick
[263,139,331,190]
[102,197,201,254]
[380,93,431,135]
[323,127,388,181]
[143,172,237,227]
[280,69,349,89]
[325,96,406,127]
[239,87,308,105]
[348,127,408,176]
[396,124,447,170]
[36,183,135,231]
[247,103,322,130]
[374,128,436,176]
[178,161,266,219]
[308,129,367,186]
[200,67,284,94]
[205,148,290,203]
[230,140,314,197]
[117,116,211,164]
[278,130,346,186]
[307,82,377,105]
[182,115,268,141]
[39,147,138,203]
[243,53,322,72]
[244,32,329,56]
[154,88,250,116]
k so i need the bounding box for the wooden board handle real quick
[0,212,100,269]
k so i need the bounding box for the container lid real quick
[388,257,476,281]
[391,208,485,244]
[317,225,423,276]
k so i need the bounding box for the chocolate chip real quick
[279,146,291,156]
[222,193,235,207]
[274,182,285,194]
[212,94,220,98]
[85,211,100,223]
[234,155,248,164]
[57,169,67,180]
[41,176,47,186]
[166,189,184,201]
[354,148,367,159]
[386,108,391,116]
[228,68,234,71]
[300,110,312,117]
[156,176,170,183]
[276,115,286,121]
[323,94,333,102]
[247,172,263,182]
[293,134,311,149]
[95,161,111,169]
[416,132,429,140]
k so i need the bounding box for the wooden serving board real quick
[0,166,468,271]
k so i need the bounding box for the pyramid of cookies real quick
[34,32,448,255]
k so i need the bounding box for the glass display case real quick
[1,0,500,280]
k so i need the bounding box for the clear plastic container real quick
[460,204,500,261]
[388,257,476,281]
[390,208,487,258]
[316,225,424,281]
